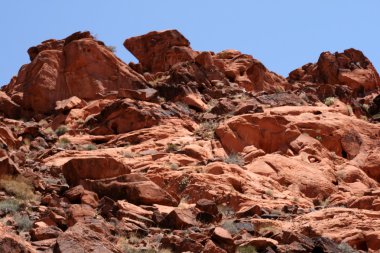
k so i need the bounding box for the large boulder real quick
[62,154,130,186]
[0,91,21,119]
[0,156,20,177]
[0,124,19,149]
[4,31,147,114]
[213,50,287,92]
[85,98,179,135]
[82,174,178,206]
[124,29,196,73]
[0,224,36,253]
[288,48,380,95]
[54,222,121,253]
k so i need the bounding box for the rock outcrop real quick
[0,30,379,253]
[289,48,380,96]
[3,31,147,114]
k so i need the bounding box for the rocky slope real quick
[0,29,379,253]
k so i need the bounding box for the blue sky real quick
[0,1,379,85]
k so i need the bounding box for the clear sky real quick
[0,1,379,86]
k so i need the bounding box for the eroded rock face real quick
[85,98,179,134]
[0,225,36,253]
[213,50,288,92]
[0,91,21,119]
[62,154,130,186]
[124,29,195,73]
[54,222,121,253]
[289,48,380,95]
[0,29,379,253]
[4,31,147,114]
[82,174,178,206]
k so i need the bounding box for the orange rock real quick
[214,50,287,92]
[0,225,36,252]
[116,200,153,219]
[203,240,228,253]
[124,30,196,73]
[289,48,380,95]
[238,237,278,251]
[86,98,173,134]
[159,208,198,229]
[181,93,208,112]
[0,156,20,176]
[5,31,147,114]
[247,154,335,198]
[0,91,21,119]
[0,124,19,149]
[66,204,96,227]
[30,226,62,241]
[55,96,87,112]
[62,154,130,186]
[55,222,120,253]
[83,174,178,206]
[365,231,380,251]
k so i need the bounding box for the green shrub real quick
[168,163,179,170]
[83,144,97,151]
[194,121,218,140]
[0,175,37,200]
[224,153,244,166]
[221,220,239,234]
[57,137,71,149]
[122,151,136,158]
[237,245,257,253]
[217,205,235,218]
[324,97,335,106]
[166,143,180,153]
[265,189,273,197]
[14,213,33,231]
[55,125,68,136]
[178,176,190,191]
[337,242,358,253]
[0,199,21,214]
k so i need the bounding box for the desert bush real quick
[274,86,285,93]
[236,245,257,253]
[57,137,71,149]
[337,242,358,253]
[258,225,281,236]
[265,189,274,197]
[166,143,180,153]
[324,97,335,106]
[43,127,55,136]
[14,213,33,231]
[224,153,245,166]
[122,151,137,158]
[194,121,218,140]
[217,205,235,217]
[82,144,97,151]
[178,176,190,191]
[107,45,117,52]
[221,220,239,234]
[117,236,167,253]
[55,125,68,136]
[0,175,37,200]
[168,163,179,170]
[0,199,21,214]
[319,197,330,208]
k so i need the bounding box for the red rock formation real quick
[0,30,379,253]
[124,29,196,73]
[289,48,380,95]
[4,31,147,114]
